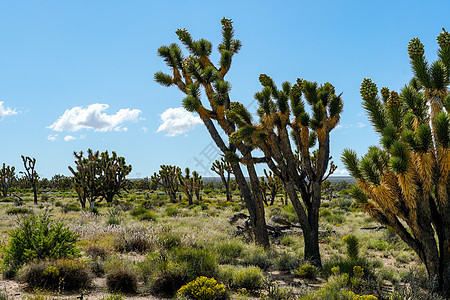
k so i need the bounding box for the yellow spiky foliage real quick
[397,168,418,224]
[413,152,434,196]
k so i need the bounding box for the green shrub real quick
[295,264,318,279]
[368,239,388,251]
[158,233,182,250]
[100,294,124,300]
[130,206,148,217]
[324,213,346,225]
[231,266,265,291]
[177,276,228,300]
[106,208,122,226]
[343,235,360,261]
[85,245,109,260]
[165,206,180,217]
[2,214,80,277]
[147,260,190,295]
[319,208,332,217]
[321,255,381,280]
[138,211,157,221]
[113,230,153,253]
[280,235,295,246]
[262,284,296,300]
[105,257,138,294]
[18,258,92,291]
[172,247,218,281]
[215,240,244,264]
[6,206,32,215]
[242,246,271,270]
[275,251,300,271]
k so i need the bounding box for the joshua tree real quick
[68,150,102,210]
[0,163,15,198]
[68,149,131,209]
[226,74,342,266]
[99,150,132,203]
[179,167,194,205]
[260,169,282,206]
[20,156,39,205]
[155,18,269,247]
[192,170,203,201]
[342,29,450,296]
[151,165,181,203]
[211,157,233,202]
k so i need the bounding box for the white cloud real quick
[48,103,142,132]
[47,134,58,141]
[140,126,149,133]
[64,135,76,142]
[0,102,17,120]
[334,168,349,176]
[356,122,366,128]
[157,107,202,137]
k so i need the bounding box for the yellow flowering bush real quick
[177,276,228,300]
[341,291,378,300]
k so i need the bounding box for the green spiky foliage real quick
[150,165,182,203]
[259,169,282,206]
[20,155,39,205]
[179,167,195,205]
[68,149,103,210]
[211,157,233,202]
[155,18,270,247]
[245,74,343,266]
[99,151,132,204]
[192,170,203,201]
[68,149,131,209]
[0,163,15,198]
[342,29,450,296]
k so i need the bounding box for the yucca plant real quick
[150,165,181,203]
[342,29,450,296]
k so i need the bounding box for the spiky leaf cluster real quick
[408,38,425,58]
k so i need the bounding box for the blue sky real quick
[0,0,448,178]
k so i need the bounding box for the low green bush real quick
[242,246,272,270]
[231,266,265,291]
[172,247,218,281]
[2,214,80,277]
[18,259,92,291]
[275,251,300,271]
[165,206,180,217]
[295,264,318,279]
[100,294,124,300]
[215,240,244,264]
[158,232,182,250]
[105,257,138,294]
[6,206,32,215]
[113,230,153,253]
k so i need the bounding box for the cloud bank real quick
[0,102,17,120]
[157,107,202,137]
[48,103,141,132]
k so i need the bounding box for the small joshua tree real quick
[69,150,102,210]
[179,167,194,205]
[151,165,181,203]
[99,150,132,203]
[211,157,233,202]
[192,170,203,201]
[20,156,39,205]
[342,29,450,296]
[259,169,282,206]
[0,163,15,198]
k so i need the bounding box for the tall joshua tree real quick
[342,29,450,296]
[211,157,233,202]
[227,74,342,266]
[21,156,39,205]
[155,18,269,247]
[0,164,15,198]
